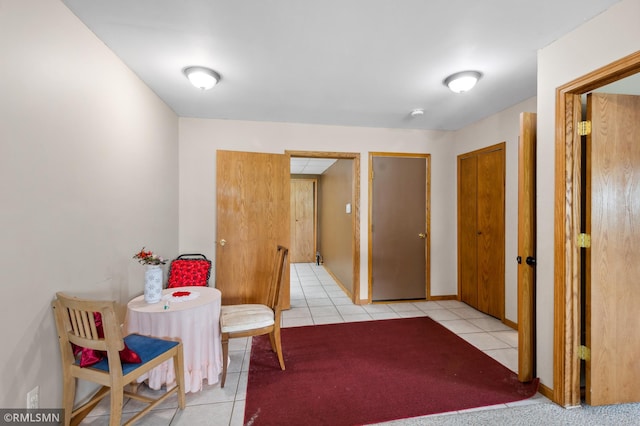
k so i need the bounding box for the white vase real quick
[144,265,163,303]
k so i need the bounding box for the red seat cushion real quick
[167,259,211,288]
[89,334,179,374]
[72,312,141,367]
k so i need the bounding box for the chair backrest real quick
[52,292,124,371]
[266,245,289,311]
[167,254,212,288]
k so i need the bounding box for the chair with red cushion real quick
[52,292,186,425]
[166,254,212,288]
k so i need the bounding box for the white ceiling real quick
[62,0,620,131]
[290,158,337,175]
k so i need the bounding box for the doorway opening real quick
[286,150,361,305]
[554,51,640,407]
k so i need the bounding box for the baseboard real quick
[369,294,458,305]
[503,317,517,330]
[322,264,358,303]
[428,294,458,301]
[538,382,554,401]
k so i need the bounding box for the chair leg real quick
[268,332,277,352]
[70,387,110,425]
[61,374,75,426]
[173,348,186,409]
[109,386,124,426]
[220,333,229,388]
[271,329,285,371]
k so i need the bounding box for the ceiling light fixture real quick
[184,66,221,90]
[410,109,424,118]
[443,70,482,93]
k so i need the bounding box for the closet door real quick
[458,156,478,307]
[457,143,505,319]
[476,148,505,318]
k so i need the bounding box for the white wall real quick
[178,100,537,326]
[0,0,179,409]
[454,97,537,324]
[178,118,457,300]
[536,0,640,388]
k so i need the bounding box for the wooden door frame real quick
[368,152,431,302]
[286,150,361,304]
[553,50,640,407]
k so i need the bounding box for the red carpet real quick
[244,317,539,426]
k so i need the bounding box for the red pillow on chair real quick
[167,255,211,288]
[73,312,141,367]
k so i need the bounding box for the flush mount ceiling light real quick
[183,66,221,90]
[410,109,424,118]
[443,70,482,93]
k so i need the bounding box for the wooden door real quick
[518,112,537,382]
[216,150,290,307]
[476,148,505,318]
[586,93,640,405]
[458,143,505,319]
[290,179,316,263]
[458,156,478,307]
[370,154,429,301]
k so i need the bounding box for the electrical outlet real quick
[27,386,39,409]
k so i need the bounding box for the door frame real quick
[554,50,640,406]
[367,152,433,303]
[286,150,361,304]
[368,152,431,302]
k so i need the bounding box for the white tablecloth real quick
[125,286,223,393]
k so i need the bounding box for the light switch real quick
[345,203,351,214]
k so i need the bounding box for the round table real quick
[125,286,223,393]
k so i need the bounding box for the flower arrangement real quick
[133,247,167,265]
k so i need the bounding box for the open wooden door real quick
[216,150,290,308]
[585,93,640,405]
[517,112,536,382]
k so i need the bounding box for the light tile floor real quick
[81,262,548,425]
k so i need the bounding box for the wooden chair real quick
[219,245,289,387]
[52,292,186,426]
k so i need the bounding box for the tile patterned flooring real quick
[81,262,548,425]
